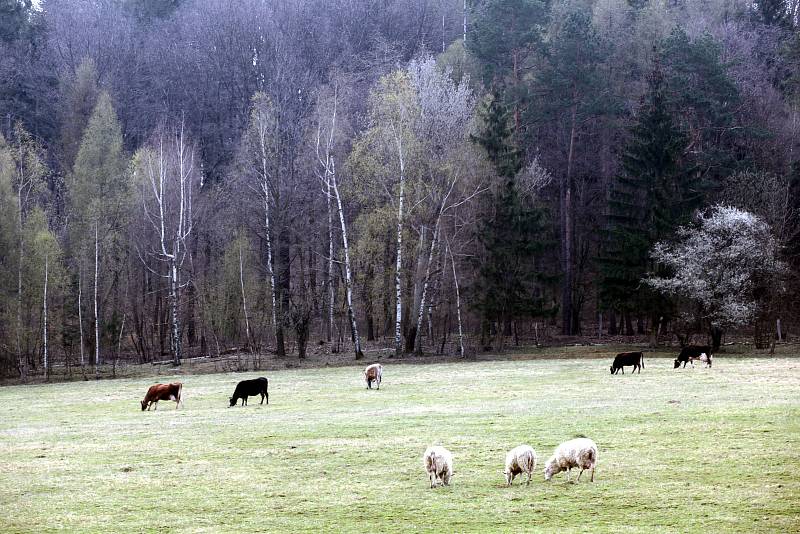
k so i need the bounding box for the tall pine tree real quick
[599,61,691,341]
[471,94,552,349]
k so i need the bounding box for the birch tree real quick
[406,56,482,354]
[315,85,364,359]
[349,71,421,357]
[135,121,198,365]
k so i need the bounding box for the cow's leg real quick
[377,379,380,390]
[153,401,158,411]
[260,393,265,404]
[621,367,624,374]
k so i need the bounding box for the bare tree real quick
[316,86,364,359]
[137,121,197,365]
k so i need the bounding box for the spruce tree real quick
[472,95,552,348]
[599,61,690,332]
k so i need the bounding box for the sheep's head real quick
[673,359,681,369]
[543,459,559,481]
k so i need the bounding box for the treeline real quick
[1,0,799,379]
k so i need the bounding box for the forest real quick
[0,0,799,379]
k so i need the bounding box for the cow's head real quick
[673,359,681,369]
[610,365,615,374]
[229,397,236,407]
[140,400,147,411]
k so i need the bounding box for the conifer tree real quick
[599,61,691,340]
[472,95,552,348]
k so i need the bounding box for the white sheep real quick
[544,437,598,483]
[423,446,453,488]
[504,445,537,486]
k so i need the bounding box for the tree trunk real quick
[42,254,48,381]
[649,315,660,348]
[624,311,634,336]
[710,325,723,352]
[394,134,406,357]
[608,309,618,335]
[261,182,279,352]
[561,100,577,335]
[94,222,100,374]
[169,252,181,365]
[78,263,85,368]
[16,194,25,381]
[331,160,363,359]
[326,177,334,343]
[238,241,253,351]
[276,230,290,357]
[414,220,441,354]
[448,243,465,357]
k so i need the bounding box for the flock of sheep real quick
[423,437,598,489]
[364,363,600,488]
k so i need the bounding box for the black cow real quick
[229,377,269,406]
[674,346,713,368]
[610,352,644,374]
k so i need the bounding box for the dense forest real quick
[1,0,799,379]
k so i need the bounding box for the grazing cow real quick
[141,382,183,411]
[229,377,269,407]
[674,345,713,368]
[610,351,645,374]
[364,363,382,390]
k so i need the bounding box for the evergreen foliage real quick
[599,62,690,318]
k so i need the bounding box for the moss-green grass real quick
[0,356,798,533]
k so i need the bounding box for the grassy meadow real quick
[0,355,798,533]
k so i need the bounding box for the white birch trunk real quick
[78,263,85,367]
[447,242,464,357]
[331,159,363,359]
[463,0,467,42]
[42,253,48,380]
[259,145,278,342]
[16,194,24,380]
[238,241,253,351]
[94,222,100,370]
[327,177,335,343]
[169,253,180,365]
[394,132,406,357]
[414,221,441,354]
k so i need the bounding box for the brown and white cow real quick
[141,382,183,411]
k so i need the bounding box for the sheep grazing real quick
[544,437,598,483]
[364,363,382,390]
[504,445,537,486]
[423,446,453,488]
